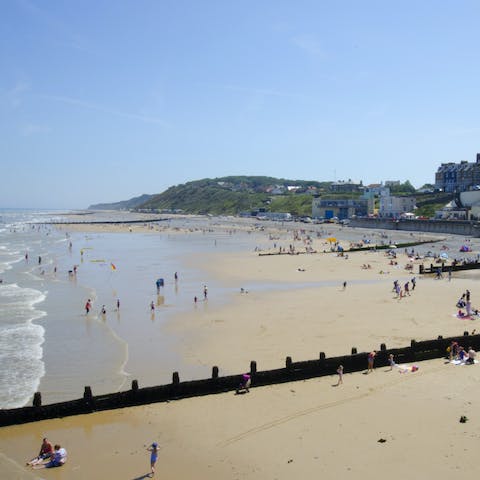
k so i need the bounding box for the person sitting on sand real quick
[458,346,468,362]
[33,444,67,469]
[27,437,53,466]
[236,373,251,394]
[466,347,476,365]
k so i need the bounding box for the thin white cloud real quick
[39,94,168,126]
[21,123,51,136]
[222,84,309,100]
[292,34,327,58]
[4,81,30,108]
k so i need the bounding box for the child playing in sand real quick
[236,373,251,393]
[388,353,396,370]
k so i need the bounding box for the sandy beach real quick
[1,215,480,479]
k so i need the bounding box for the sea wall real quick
[350,218,480,237]
[1,333,478,427]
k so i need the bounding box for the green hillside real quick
[88,194,154,211]
[90,176,453,218]
[137,176,330,216]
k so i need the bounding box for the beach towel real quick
[396,364,419,373]
[450,359,478,366]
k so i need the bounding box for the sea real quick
[2,209,480,410]
[0,209,289,408]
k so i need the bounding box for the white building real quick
[379,196,416,218]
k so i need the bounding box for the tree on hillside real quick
[389,180,416,195]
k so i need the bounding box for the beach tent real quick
[460,245,471,252]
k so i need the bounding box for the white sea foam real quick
[0,282,47,408]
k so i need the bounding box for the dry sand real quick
[1,219,479,479]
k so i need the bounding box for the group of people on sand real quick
[456,289,479,317]
[392,277,416,299]
[448,341,477,364]
[335,349,422,385]
[26,437,67,469]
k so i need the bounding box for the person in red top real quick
[27,437,53,466]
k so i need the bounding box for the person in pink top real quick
[367,350,376,373]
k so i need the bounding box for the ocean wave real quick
[0,283,47,305]
[0,322,45,408]
[0,283,47,408]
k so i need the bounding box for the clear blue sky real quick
[1,1,479,209]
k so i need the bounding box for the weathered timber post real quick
[33,392,42,407]
[286,356,293,371]
[410,339,417,362]
[84,386,93,408]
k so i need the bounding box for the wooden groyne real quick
[419,262,480,274]
[258,238,443,256]
[1,332,478,427]
[39,217,171,225]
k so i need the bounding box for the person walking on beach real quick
[342,281,347,290]
[150,301,155,312]
[411,276,416,290]
[85,299,91,315]
[203,284,208,300]
[336,365,343,386]
[147,442,160,477]
[367,350,376,373]
[116,298,120,310]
